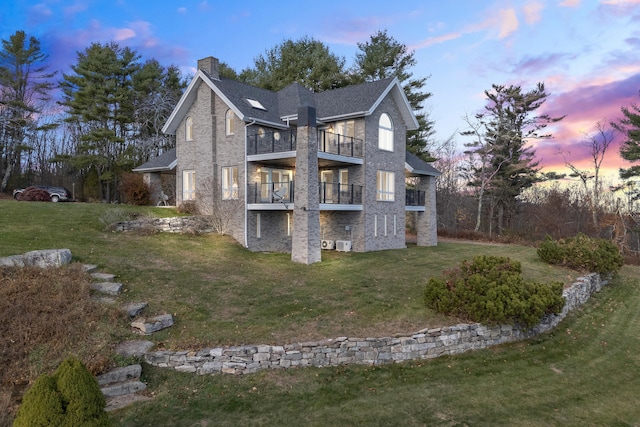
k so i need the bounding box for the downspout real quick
[244,119,256,248]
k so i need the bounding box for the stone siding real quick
[145,273,608,375]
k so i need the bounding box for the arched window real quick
[378,113,393,151]
[225,109,235,135]
[185,116,193,141]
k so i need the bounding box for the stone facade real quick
[161,56,441,262]
[145,273,608,375]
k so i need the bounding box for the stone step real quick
[90,281,122,295]
[105,393,152,412]
[132,314,174,334]
[97,364,142,386]
[83,264,98,273]
[91,272,116,281]
[101,380,147,398]
[115,340,155,358]
[122,302,148,318]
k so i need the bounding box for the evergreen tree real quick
[614,91,640,180]
[351,30,434,160]
[239,36,348,92]
[465,83,564,234]
[60,42,140,202]
[0,30,55,191]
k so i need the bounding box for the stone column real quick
[416,175,438,246]
[291,106,321,264]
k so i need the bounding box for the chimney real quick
[197,56,219,79]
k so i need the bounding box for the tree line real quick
[3,28,640,253]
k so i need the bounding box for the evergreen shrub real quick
[537,234,623,275]
[424,255,565,328]
[13,356,111,427]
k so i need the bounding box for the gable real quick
[163,71,419,135]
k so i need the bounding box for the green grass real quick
[4,198,635,425]
[0,199,575,347]
[111,268,640,426]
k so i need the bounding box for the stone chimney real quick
[197,56,219,79]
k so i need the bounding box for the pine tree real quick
[351,30,434,160]
[0,30,55,191]
[60,42,140,202]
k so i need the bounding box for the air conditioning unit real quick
[321,239,335,250]
[335,240,352,252]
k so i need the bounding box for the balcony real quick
[405,188,425,206]
[246,129,363,160]
[247,130,296,156]
[318,131,364,158]
[319,182,363,204]
[246,181,363,208]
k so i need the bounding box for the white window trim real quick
[183,170,196,201]
[376,170,395,202]
[222,166,239,200]
[185,116,193,141]
[225,109,235,135]
[378,113,393,151]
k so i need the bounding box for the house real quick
[140,56,440,264]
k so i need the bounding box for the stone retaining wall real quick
[114,216,214,234]
[145,273,608,375]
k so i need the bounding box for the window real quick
[321,170,333,201]
[376,170,395,201]
[225,109,235,135]
[246,98,266,110]
[259,168,292,202]
[185,116,193,141]
[378,113,393,151]
[183,170,196,200]
[334,120,355,139]
[222,166,239,200]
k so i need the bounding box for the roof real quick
[132,148,177,173]
[162,71,418,134]
[405,151,441,177]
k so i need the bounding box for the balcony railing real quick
[247,181,294,204]
[247,181,363,205]
[247,130,296,155]
[246,129,363,159]
[319,182,362,204]
[318,131,363,158]
[405,188,425,206]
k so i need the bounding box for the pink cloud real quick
[559,0,581,6]
[531,73,640,174]
[114,28,135,41]
[523,1,544,25]
[512,53,573,75]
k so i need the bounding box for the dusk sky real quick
[3,0,640,182]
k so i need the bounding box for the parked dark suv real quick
[13,185,73,202]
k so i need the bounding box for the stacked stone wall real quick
[145,273,608,375]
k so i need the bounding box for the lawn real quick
[3,198,636,426]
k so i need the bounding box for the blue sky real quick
[3,0,640,179]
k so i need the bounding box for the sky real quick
[2,0,640,183]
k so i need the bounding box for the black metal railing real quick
[405,188,425,206]
[318,131,364,158]
[247,181,294,204]
[247,129,297,155]
[319,182,363,204]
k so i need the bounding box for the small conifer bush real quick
[13,356,111,427]
[424,255,565,328]
[537,234,623,275]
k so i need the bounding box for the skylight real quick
[246,98,266,110]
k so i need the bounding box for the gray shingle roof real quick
[132,148,177,172]
[405,151,441,177]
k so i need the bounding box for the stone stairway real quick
[87,264,174,411]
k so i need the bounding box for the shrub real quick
[119,172,150,205]
[537,234,624,275]
[424,255,565,328]
[19,187,51,202]
[13,356,111,427]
